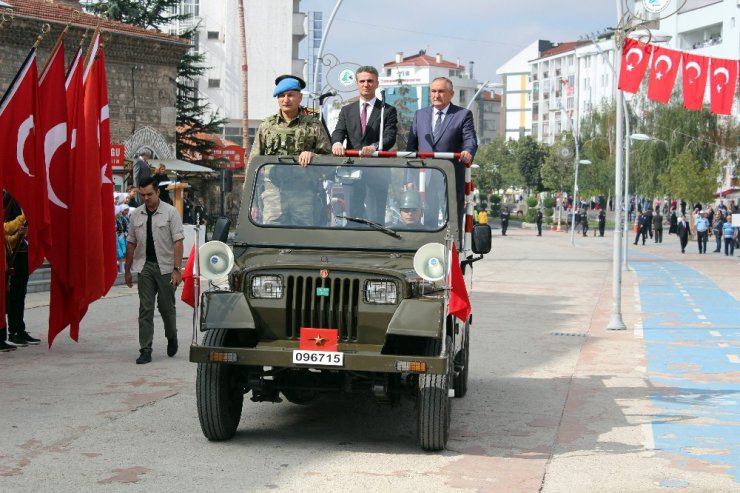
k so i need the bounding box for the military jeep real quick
[190,155,491,450]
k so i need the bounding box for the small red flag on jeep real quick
[299,328,338,351]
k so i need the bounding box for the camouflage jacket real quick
[250,112,331,160]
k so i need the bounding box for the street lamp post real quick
[623,133,652,270]
[570,159,592,246]
[311,0,344,102]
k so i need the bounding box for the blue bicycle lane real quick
[629,251,740,483]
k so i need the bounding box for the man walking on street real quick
[677,214,690,253]
[694,210,709,254]
[598,209,606,237]
[653,209,663,243]
[124,176,184,364]
[535,208,543,236]
[500,206,510,236]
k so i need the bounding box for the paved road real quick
[1,227,738,492]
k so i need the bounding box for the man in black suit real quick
[331,66,397,224]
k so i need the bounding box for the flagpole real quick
[40,26,69,76]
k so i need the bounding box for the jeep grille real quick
[285,275,361,341]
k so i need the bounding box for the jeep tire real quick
[196,329,244,440]
[453,322,470,398]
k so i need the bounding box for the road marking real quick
[692,308,702,313]
[710,331,721,337]
[719,343,729,348]
[682,293,690,298]
[728,355,740,364]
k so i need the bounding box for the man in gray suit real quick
[331,66,397,224]
[133,148,152,190]
[406,77,477,231]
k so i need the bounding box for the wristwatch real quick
[173,266,181,272]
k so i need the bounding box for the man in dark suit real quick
[132,148,152,202]
[677,214,690,253]
[405,77,477,231]
[331,66,397,224]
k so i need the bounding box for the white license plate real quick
[292,350,344,367]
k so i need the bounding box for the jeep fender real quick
[200,291,256,331]
[386,298,443,339]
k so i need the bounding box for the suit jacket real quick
[133,158,151,188]
[331,99,397,150]
[406,103,477,158]
[677,220,690,239]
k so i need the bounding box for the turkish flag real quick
[48,46,85,346]
[181,244,197,307]
[299,328,339,351]
[618,38,653,94]
[448,243,471,322]
[0,48,51,275]
[95,46,118,293]
[709,57,738,115]
[682,52,709,110]
[647,47,682,104]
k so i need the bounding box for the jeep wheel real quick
[417,373,450,451]
[453,322,470,398]
[196,329,244,441]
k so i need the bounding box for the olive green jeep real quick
[190,155,491,450]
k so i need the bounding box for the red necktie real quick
[361,102,368,135]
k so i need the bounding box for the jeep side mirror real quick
[213,216,231,243]
[471,223,491,254]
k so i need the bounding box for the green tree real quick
[659,147,718,204]
[392,80,416,150]
[513,136,546,191]
[540,132,574,194]
[474,136,521,194]
[84,0,187,28]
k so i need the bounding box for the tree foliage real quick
[392,80,416,151]
[473,136,521,194]
[659,147,718,204]
[85,0,227,165]
[512,136,546,191]
[540,132,574,193]
[83,0,187,29]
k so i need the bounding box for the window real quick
[208,79,221,88]
[207,31,219,40]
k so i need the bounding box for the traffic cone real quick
[550,223,555,231]
[633,218,638,233]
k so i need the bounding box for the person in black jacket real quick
[500,206,511,236]
[634,211,648,245]
[598,209,606,237]
[653,210,664,243]
[535,208,543,236]
[677,214,690,253]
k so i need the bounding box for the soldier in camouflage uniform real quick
[250,75,331,226]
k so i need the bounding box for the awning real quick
[715,187,740,198]
[149,159,215,174]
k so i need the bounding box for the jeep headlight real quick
[250,275,283,299]
[364,281,397,304]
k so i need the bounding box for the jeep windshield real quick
[247,161,449,232]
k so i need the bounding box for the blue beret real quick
[273,77,302,97]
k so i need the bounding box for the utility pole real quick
[237,0,249,157]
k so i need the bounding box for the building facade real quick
[169,0,307,147]
[2,0,188,162]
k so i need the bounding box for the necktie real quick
[433,110,443,140]
[360,102,368,135]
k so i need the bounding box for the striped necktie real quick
[433,110,443,139]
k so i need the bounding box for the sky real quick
[300,0,619,84]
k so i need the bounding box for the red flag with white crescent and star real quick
[681,52,709,111]
[39,37,70,281]
[0,47,51,275]
[708,57,738,115]
[647,46,682,104]
[617,38,653,94]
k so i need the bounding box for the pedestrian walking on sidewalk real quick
[535,208,543,236]
[500,206,510,236]
[598,209,606,237]
[694,210,709,254]
[723,214,736,256]
[124,176,184,365]
[653,210,663,243]
[712,214,724,253]
[677,214,690,253]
